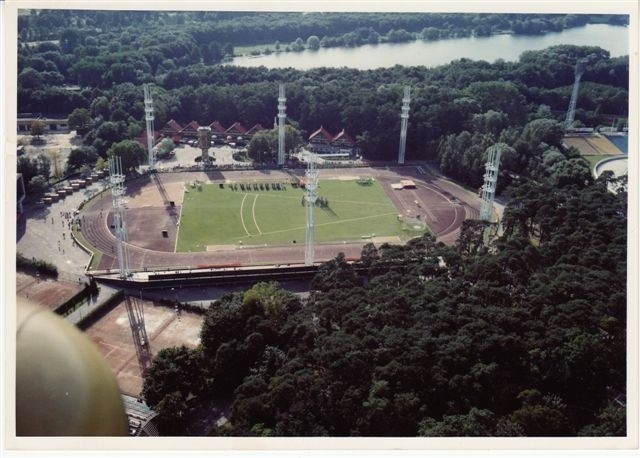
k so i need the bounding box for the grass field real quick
[582,154,612,171]
[176,179,416,252]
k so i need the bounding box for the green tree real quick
[306,35,320,50]
[92,121,125,154]
[106,140,146,173]
[465,81,528,125]
[90,96,111,119]
[246,126,302,162]
[419,408,496,436]
[95,156,108,172]
[66,146,98,173]
[247,130,274,162]
[17,156,38,185]
[156,138,175,157]
[421,27,440,40]
[28,175,48,196]
[142,346,201,408]
[242,281,300,322]
[71,59,106,87]
[142,345,201,433]
[291,37,305,52]
[18,68,44,89]
[59,28,81,54]
[521,118,565,149]
[199,292,245,361]
[386,29,414,43]
[578,403,626,436]
[311,252,360,292]
[67,108,92,136]
[35,153,51,178]
[222,42,234,57]
[30,120,45,140]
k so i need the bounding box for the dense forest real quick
[17,11,629,177]
[142,169,627,436]
[18,10,628,46]
[17,22,629,190]
[18,44,628,192]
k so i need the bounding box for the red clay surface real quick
[79,167,481,272]
[16,272,85,311]
[84,298,204,396]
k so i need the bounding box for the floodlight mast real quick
[398,86,411,165]
[304,153,319,266]
[565,58,588,129]
[109,155,131,278]
[479,144,504,245]
[144,85,155,167]
[278,84,287,166]
[109,155,151,371]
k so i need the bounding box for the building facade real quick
[308,127,358,156]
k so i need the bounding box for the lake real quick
[229,24,629,70]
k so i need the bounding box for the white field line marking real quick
[252,211,398,237]
[239,193,253,237]
[252,194,262,235]
[324,198,395,207]
[174,186,186,252]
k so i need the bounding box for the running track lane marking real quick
[239,193,253,237]
[252,194,262,235]
[174,184,186,252]
[416,182,460,236]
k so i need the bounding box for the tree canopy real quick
[142,169,627,436]
[106,139,147,172]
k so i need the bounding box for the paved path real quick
[15,176,131,324]
[17,177,111,278]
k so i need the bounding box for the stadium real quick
[76,165,482,276]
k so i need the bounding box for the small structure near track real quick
[391,179,417,190]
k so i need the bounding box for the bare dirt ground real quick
[17,131,82,177]
[84,298,204,396]
[15,272,84,311]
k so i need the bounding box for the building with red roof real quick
[225,122,247,138]
[161,119,183,143]
[332,129,356,151]
[209,121,226,135]
[308,126,335,153]
[179,121,200,139]
[167,120,271,146]
[308,126,357,156]
[134,130,162,148]
[245,123,265,138]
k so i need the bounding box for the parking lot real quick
[154,143,248,169]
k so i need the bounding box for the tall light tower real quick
[398,86,411,165]
[304,153,319,266]
[109,155,151,371]
[109,156,131,278]
[144,85,156,167]
[565,58,588,129]
[277,84,287,166]
[479,144,504,245]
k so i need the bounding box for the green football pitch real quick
[176,179,420,252]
